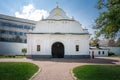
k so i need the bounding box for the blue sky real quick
[0,0,99,36]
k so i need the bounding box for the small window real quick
[37,45,40,51]
[102,51,104,54]
[76,45,79,51]
[98,51,101,55]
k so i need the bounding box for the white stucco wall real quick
[0,42,27,55]
[89,49,108,57]
[33,20,88,33]
[27,34,89,56]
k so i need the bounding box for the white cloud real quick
[15,4,49,21]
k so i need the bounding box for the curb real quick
[70,69,78,80]
[29,67,41,80]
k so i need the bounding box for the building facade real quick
[0,14,36,43]
[89,47,109,57]
[27,6,90,58]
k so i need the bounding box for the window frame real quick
[76,45,79,52]
[37,45,40,51]
[98,51,101,55]
[102,51,104,55]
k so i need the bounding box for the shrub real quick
[108,52,115,56]
[22,48,27,56]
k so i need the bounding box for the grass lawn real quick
[73,65,120,80]
[0,62,39,80]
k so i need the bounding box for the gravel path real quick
[0,57,120,80]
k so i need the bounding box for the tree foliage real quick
[22,48,27,55]
[116,37,120,46]
[89,38,100,47]
[94,0,120,38]
[108,39,116,46]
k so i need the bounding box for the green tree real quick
[89,37,99,47]
[116,37,120,46]
[22,48,27,56]
[108,39,116,46]
[94,0,120,38]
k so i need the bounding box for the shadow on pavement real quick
[29,57,119,64]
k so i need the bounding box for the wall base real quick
[26,55,90,59]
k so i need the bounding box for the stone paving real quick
[0,57,120,80]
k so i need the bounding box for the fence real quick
[0,42,27,55]
[103,47,120,56]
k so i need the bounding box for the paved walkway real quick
[0,57,120,80]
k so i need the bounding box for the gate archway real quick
[52,42,64,58]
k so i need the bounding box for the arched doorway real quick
[52,42,64,58]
